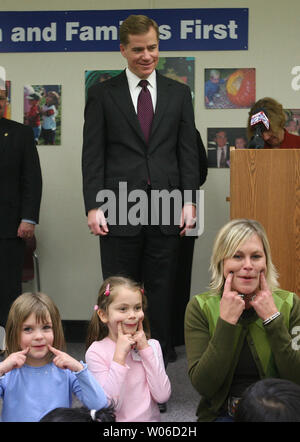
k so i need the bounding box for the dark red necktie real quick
[220,147,226,167]
[137,80,154,143]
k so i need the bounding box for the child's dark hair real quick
[40,403,115,422]
[86,276,150,350]
[235,378,300,422]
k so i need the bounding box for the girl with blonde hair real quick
[0,292,107,422]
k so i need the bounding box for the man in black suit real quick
[82,15,200,365]
[171,129,207,356]
[0,88,42,330]
[207,129,230,168]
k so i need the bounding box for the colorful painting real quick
[205,68,256,109]
[24,84,61,145]
[4,80,11,119]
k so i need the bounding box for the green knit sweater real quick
[184,289,300,421]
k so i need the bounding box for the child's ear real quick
[97,309,108,324]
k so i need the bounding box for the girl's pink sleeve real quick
[139,340,171,403]
[85,344,128,410]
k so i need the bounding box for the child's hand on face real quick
[133,320,149,351]
[48,345,83,372]
[0,347,30,375]
[113,322,136,366]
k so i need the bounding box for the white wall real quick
[1,0,300,319]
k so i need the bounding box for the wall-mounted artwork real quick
[157,57,195,101]
[85,70,121,102]
[4,80,11,119]
[85,57,195,103]
[284,109,300,136]
[24,84,61,145]
[207,127,247,168]
[205,68,255,109]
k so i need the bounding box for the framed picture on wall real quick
[284,109,300,136]
[207,127,247,168]
[204,68,256,109]
[4,80,11,119]
[84,70,122,102]
[24,84,62,146]
[157,57,195,102]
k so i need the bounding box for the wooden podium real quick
[230,149,300,296]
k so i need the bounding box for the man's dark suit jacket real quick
[0,117,42,238]
[207,145,230,168]
[82,70,200,235]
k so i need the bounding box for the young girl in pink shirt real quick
[85,276,171,422]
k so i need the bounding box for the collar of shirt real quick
[125,67,157,113]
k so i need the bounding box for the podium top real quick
[230,147,300,152]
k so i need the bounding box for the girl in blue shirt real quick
[0,292,108,422]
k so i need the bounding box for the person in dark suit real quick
[207,129,230,168]
[0,88,42,330]
[171,129,207,357]
[82,15,200,367]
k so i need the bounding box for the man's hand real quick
[87,208,109,236]
[17,222,35,239]
[179,204,196,236]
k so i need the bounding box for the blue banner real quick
[0,8,248,52]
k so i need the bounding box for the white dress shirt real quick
[125,68,157,113]
[217,144,228,168]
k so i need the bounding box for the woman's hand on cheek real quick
[249,271,278,321]
[220,271,245,325]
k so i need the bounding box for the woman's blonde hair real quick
[5,292,66,357]
[86,276,150,350]
[209,219,279,294]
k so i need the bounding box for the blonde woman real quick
[185,219,300,421]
